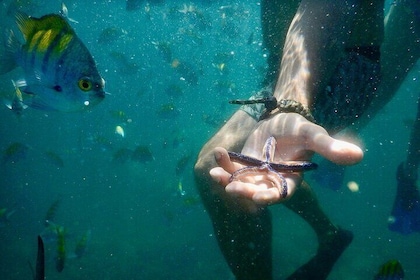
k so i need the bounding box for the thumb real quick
[309,128,363,165]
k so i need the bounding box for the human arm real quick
[210,112,363,212]
[210,0,365,211]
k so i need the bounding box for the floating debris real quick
[115,125,125,138]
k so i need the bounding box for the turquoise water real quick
[0,0,419,279]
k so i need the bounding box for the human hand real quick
[210,112,363,212]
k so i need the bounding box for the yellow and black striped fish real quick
[0,12,105,112]
[374,260,404,280]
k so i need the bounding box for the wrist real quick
[260,99,315,123]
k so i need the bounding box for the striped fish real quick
[374,260,404,280]
[0,12,105,112]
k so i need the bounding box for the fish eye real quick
[78,79,92,91]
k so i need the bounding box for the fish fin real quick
[15,12,74,41]
[14,11,34,42]
[26,96,56,111]
[388,162,420,234]
[4,99,13,110]
[60,2,79,24]
[18,84,58,111]
[3,80,28,114]
[0,30,19,74]
[14,79,28,88]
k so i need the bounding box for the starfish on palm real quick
[228,136,317,198]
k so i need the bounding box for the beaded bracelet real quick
[229,96,315,123]
[259,99,315,123]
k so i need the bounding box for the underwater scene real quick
[0,0,419,279]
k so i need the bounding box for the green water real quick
[0,0,419,279]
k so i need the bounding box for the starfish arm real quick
[262,136,276,162]
[228,151,265,167]
[265,171,288,199]
[269,161,318,173]
[230,166,263,182]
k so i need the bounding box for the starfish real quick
[228,136,317,198]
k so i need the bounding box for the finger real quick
[225,181,269,199]
[252,188,281,205]
[209,167,231,186]
[307,125,363,165]
[214,147,244,173]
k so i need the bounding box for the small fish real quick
[109,51,139,75]
[152,41,172,63]
[0,207,16,227]
[165,84,183,99]
[115,125,125,138]
[374,260,404,280]
[74,230,91,259]
[109,110,132,124]
[0,12,105,111]
[213,80,236,95]
[157,103,180,119]
[85,134,114,152]
[170,59,198,85]
[213,62,228,75]
[178,180,186,196]
[178,3,195,14]
[213,51,234,65]
[112,148,132,164]
[44,150,64,168]
[131,145,153,163]
[97,27,127,44]
[55,225,66,272]
[176,154,191,176]
[2,142,29,164]
[44,199,60,227]
[202,113,225,128]
[126,0,143,11]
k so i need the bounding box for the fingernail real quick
[209,169,221,183]
[214,150,222,160]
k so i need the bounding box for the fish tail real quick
[0,29,19,74]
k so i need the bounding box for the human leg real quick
[284,182,353,279]
[357,0,420,126]
[194,110,274,279]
